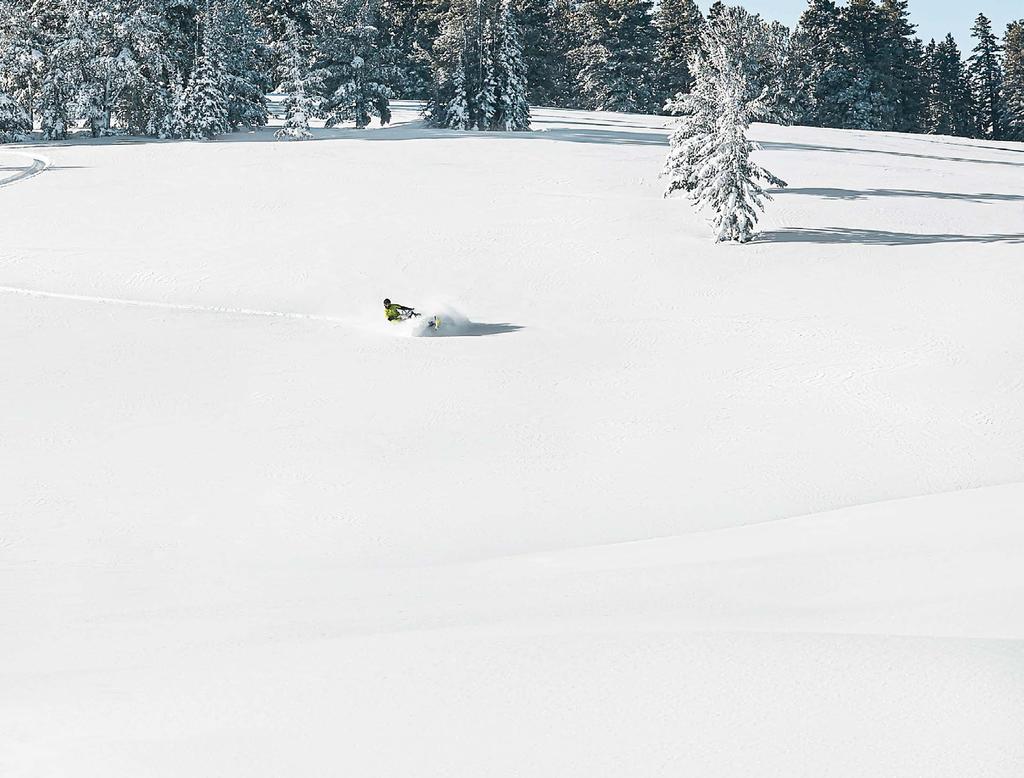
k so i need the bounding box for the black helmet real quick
[383,298,391,306]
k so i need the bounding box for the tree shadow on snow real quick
[756,227,1024,246]
[772,187,1024,203]
[759,140,1024,169]
[530,127,669,147]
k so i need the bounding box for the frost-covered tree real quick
[179,4,230,140]
[654,0,703,107]
[664,5,786,244]
[0,0,42,129]
[316,0,394,129]
[210,0,270,131]
[575,0,658,113]
[968,13,1005,139]
[424,0,479,128]
[104,0,178,137]
[0,90,31,142]
[275,17,320,139]
[181,51,229,138]
[492,0,530,130]
[1004,21,1024,141]
[33,0,82,139]
[476,18,500,128]
[443,50,472,128]
[425,0,527,130]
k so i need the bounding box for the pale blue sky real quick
[699,1,1023,46]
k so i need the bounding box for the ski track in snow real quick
[0,151,49,189]
[0,284,347,324]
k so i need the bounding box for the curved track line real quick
[0,284,346,324]
[0,151,50,189]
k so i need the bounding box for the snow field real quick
[2,103,1024,776]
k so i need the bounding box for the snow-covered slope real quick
[2,104,1023,777]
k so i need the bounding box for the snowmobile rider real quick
[384,299,417,322]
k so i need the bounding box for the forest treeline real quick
[0,0,1022,142]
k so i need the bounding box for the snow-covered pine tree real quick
[968,12,1005,140]
[925,34,973,137]
[254,0,313,44]
[825,0,891,131]
[492,0,529,130]
[33,0,82,139]
[512,0,557,106]
[654,0,703,108]
[1004,21,1024,141]
[210,0,271,131]
[663,5,786,244]
[791,0,917,132]
[275,17,320,139]
[444,50,472,128]
[0,89,31,142]
[66,0,117,138]
[182,52,229,138]
[180,4,230,140]
[0,0,41,130]
[103,0,177,137]
[375,0,440,98]
[575,0,658,113]
[316,0,395,130]
[544,0,585,108]
[476,19,499,129]
[168,69,189,135]
[425,0,480,129]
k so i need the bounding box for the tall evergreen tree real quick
[512,0,558,105]
[107,0,179,137]
[425,0,480,128]
[376,0,444,98]
[492,0,530,129]
[275,16,320,138]
[316,0,395,129]
[654,0,703,108]
[789,0,842,126]
[879,0,926,133]
[575,0,658,113]
[33,0,80,139]
[476,18,500,128]
[544,0,584,107]
[830,0,892,130]
[1004,21,1024,141]
[0,89,31,142]
[925,34,973,137]
[0,0,43,129]
[968,12,1005,139]
[425,0,529,129]
[210,0,271,131]
[664,6,786,243]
